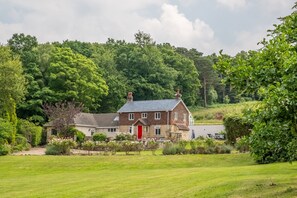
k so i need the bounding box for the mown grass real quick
[190,101,260,125]
[0,153,296,198]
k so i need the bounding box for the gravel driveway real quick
[13,147,46,155]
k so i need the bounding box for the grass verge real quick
[0,153,296,198]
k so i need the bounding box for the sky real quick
[0,0,295,55]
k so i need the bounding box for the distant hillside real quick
[190,101,260,125]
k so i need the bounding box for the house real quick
[45,112,119,138]
[117,91,191,141]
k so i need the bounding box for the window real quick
[155,126,161,135]
[108,128,116,132]
[129,126,133,134]
[174,112,178,120]
[155,112,161,120]
[183,113,187,122]
[128,113,134,120]
[51,129,57,136]
[141,113,147,119]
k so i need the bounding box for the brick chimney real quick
[127,92,133,102]
[175,89,182,100]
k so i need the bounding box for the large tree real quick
[0,46,26,144]
[215,3,297,163]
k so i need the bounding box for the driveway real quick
[13,147,46,155]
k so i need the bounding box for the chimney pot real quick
[175,89,182,100]
[127,92,133,102]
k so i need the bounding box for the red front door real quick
[137,125,142,140]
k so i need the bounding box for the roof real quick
[175,123,190,131]
[117,99,184,113]
[45,113,119,127]
[74,113,119,127]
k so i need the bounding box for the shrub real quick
[81,140,95,154]
[115,133,132,141]
[0,143,11,156]
[145,140,159,155]
[93,133,107,142]
[75,130,85,145]
[45,138,76,155]
[13,134,31,152]
[107,141,119,155]
[235,136,250,153]
[162,142,177,155]
[120,141,143,155]
[223,115,252,144]
[0,118,14,144]
[17,119,42,147]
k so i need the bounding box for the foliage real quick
[223,114,252,144]
[92,133,107,142]
[45,138,76,155]
[43,101,82,137]
[74,130,85,145]
[145,140,159,155]
[215,4,297,163]
[120,141,143,155]
[0,143,11,156]
[115,133,132,141]
[0,118,14,144]
[13,134,31,152]
[81,140,95,154]
[17,119,42,147]
[235,136,250,153]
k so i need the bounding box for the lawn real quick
[0,153,296,198]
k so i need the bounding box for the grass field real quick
[1,153,296,198]
[190,101,260,125]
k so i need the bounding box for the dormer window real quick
[155,112,161,120]
[128,113,134,120]
[141,113,147,119]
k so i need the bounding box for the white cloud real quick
[141,4,217,54]
[217,0,247,10]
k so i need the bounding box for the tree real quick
[43,101,83,137]
[0,46,26,144]
[215,3,297,163]
[46,47,108,111]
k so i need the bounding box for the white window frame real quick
[155,112,161,120]
[174,112,178,120]
[141,113,147,119]
[183,113,187,122]
[108,128,116,132]
[128,113,134,120]
[155,126,161,135]
[129,126,134,134]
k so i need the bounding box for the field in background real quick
[190,101,260,125]
[1,153,296,198]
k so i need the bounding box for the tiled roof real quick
[45,113,119,127]
[74,113,119,127]
[117,99,181,113]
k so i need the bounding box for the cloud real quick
[217,0,247,10]
[141,4,217,54]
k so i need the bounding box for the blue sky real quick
[0,0,295,55]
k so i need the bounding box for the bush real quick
[81,140,95,154]
[115,133,132,141]
[0,118,14,144]
[75,130,85,145]
[17,119,42,147]
[107,141,119,155]
[120,141,143,155]
[235,136,250,153]
[145,140,159,155]
[45,138,76,155]
[0,143,11,156]
[13,134,31,152]
[93,133,107,142]
[223,115,252,144]
[162,142,177,155]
